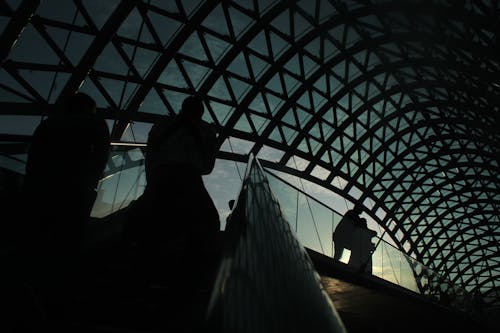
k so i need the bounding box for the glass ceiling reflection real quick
[1,0,499,305]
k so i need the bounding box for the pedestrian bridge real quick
[203,154,486,332]
[71,154,492,332]
[2,152,491,332]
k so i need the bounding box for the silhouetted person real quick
[19,92,110,322]
[333,206,376,273]
[333,207,361,262]
[124,95,220,330]
[0,168,23,252]
[352,217,377,274]
[23,92,110,256]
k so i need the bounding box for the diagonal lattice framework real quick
[0,0,499,305]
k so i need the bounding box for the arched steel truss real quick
[1,0,499,305]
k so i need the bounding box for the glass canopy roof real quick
[1,0,499,306]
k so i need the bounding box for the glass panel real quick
[0,116,41,135]
[265,163,473,312]
[91,149,146,218]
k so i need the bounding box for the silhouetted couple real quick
[333,206,377,273]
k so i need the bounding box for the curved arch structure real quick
[0,0,498,305]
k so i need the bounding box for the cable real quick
[381,241,401,285]
[292,156,324,254]
[331,212,335,257]
[336,176,350,210]
[295,187,299,233]
[129,122,138,142]
[227,137,243,181]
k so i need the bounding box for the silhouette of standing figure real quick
[333,207,360,263]
[139,95,220,252]
[23,92,110,257]
[124,95,220,330]
[351,217,377,274]
[20,92,110,323]
[333,206,376,273]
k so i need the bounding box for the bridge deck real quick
[308,249,493,333]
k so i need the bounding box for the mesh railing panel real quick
[206,155,346,333]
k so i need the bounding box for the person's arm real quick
[193,121,218,175]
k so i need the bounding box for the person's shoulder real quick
[30,119,49,140]
[34,115,66,133]
[147,115,178,141]
[42,114,67,125]
[199,119,214,128]
[152,115,177,128]
[33,117,50,130]
[198,120,216,135]
[94,115,110,131]
[345,209,358,218]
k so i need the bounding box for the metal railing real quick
[264,168,476,313]
[1,138,485,318]
[84,147,477,314]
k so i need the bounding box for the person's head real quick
[180,95,204,120]
[63,92,96,115]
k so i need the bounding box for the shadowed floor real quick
[308,249,496,333]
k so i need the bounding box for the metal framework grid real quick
[0,0,499,305]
